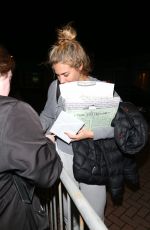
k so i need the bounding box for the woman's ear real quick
[79,64,83,71]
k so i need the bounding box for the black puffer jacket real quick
[112,102,148,154]
[72,102,148,201]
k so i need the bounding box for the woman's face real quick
[53,63,82,84]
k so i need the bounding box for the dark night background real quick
[1,1,150,119]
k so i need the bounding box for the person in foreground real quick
[0,45,62,230]
[40,23,121,228]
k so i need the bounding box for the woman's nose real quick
[58,76,67,84]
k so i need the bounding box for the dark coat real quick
[72,102,148,202]
[112,102,148,154]
[0,96,62,230]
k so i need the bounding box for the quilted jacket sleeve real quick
[112,102,149,154]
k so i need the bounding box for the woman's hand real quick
[46,134,56,143]
[64,128,94,141]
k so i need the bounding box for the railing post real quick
[60,168,108,230]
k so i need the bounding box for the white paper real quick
[49,111,85,144]
[59,81,121,129]
[59,81,115,99]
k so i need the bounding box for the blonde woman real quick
[40,23,120,229]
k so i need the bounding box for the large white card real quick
[59,81,115,99]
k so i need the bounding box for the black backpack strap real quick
[13,175,38,229]
[13,175,50,229]
[56,80,60,102]
[13,175,34,204]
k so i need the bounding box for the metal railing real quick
[49,168,108,230]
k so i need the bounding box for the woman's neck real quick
[79,75,89,81]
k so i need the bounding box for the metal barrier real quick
[49,168,108,230]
